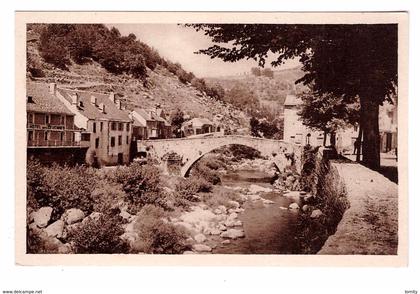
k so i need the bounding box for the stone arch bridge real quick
[140,135,300,177]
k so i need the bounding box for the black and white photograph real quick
[15,12,408,265]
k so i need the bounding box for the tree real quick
[187,24,397,170]
[298,92,360,147]
[262,68,274,78]
[251,67,261,76]
[170,109,185,137]
[224,84,259,111]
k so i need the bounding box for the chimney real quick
[109,92,116,103]
[49,83,57,95]
[90,95,97,106]
[99,102,106,113]
[116,99,121,110]
[71,93,79,105]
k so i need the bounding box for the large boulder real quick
[192,244,212,253]
[248,184,272,194]
[289,203,300,210]
[82,212,102,225]
[194,233,207,243]
[63,208,85,225]
[32,207,53,228]
[310,209,323,218]
[221,229,245,239]
[248,194,261,201]
[44,220,64,238]
[227,200,240,209]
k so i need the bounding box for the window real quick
[95,138,100,148]
[45,115,50,125]
[118,122,123,131]
[93,122,96,133]
[44,131,49,141]
[100,122,103,132]
[110,137,115,147]
[60,132,64,141]
[61,116,65,125]
[126,136,129,144]
[111,122,116,131]
[126,123,130,132]
[28,113,33,124]
[118,135,122,146]
[28,130,33,141]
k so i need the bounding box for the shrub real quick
[201,187,243,209]
[91,181,126,214]
[68,213,129,254]
[191,163,221,185]
[27,227,61,254]
[175,176,212,200]
[109,162,163,213]
[27,160,98,218]
[132,205,188,254]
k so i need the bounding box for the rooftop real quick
[183,117,214,127]
[27,82,74,115]
[58,88,130,121]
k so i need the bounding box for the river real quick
[212,169,302,254]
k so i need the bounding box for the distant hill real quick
[206,67,308,116]
[26,24,250,131]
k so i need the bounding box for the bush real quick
[175,176,212,200]
[27,227,61,254]
[27,160,98,219]
[201,187,243,209]
[91,181,126,214]
[109,162,163,213]
[68,213,129,254]
[191,163,221,185]
[132,205,188,254]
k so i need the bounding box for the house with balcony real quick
[26,82,90,165]
[54,85,132,166]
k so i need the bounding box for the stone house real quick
[55,85,132,166]
[379,101,398,153]
[26,82,90,165]
[283,94,325,146]
[181,117,217,137]
[130,107,172,140]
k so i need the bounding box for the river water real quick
[213,169,302,254]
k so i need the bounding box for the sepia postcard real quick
[15,11,408,266]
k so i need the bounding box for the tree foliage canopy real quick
[187,24,398,169]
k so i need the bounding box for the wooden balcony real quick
[27,140,90,148]
[27,123,76,130]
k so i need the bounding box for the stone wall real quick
[299,147,398,255]
[318,161,398,255]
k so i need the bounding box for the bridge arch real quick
[180,141,291,177]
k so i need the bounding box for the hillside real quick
[206,67,308,116]
[26,24,250,131]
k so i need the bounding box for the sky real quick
[110,24,300,78]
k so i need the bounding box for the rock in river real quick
[192,244,212,253]
[289,203,300,210]
[248,184,272,194]
[221,229,245,239]
[194,233,207,243]
[310,209,323,218]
